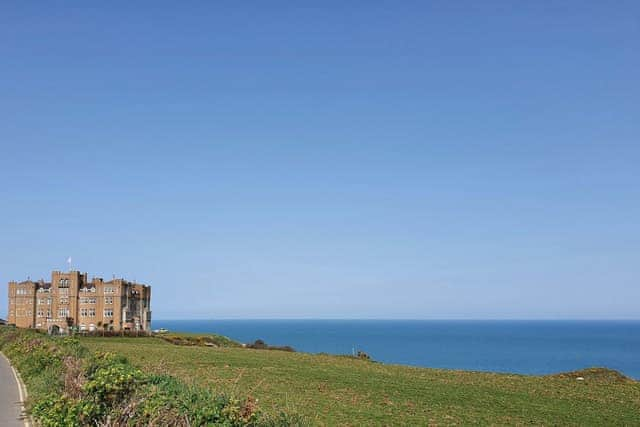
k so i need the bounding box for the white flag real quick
[67,257,72,264]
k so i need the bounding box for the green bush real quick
[0,327,304,426]
[159,333,242,348]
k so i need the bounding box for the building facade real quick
[7,270,151,334]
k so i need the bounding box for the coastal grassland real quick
[81,336,640,426]
[0,328,300,426]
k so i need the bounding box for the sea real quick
[153,320,640,379]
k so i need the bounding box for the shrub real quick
[0,326,303,426]
[246,339,295,352]
[158,333,242,348]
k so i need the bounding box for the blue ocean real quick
[153,320,640,379]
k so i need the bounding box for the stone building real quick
[7,270,151,334]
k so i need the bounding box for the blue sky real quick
[1,2,638,319]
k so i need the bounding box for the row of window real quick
[59,278,70,288]
[16,288,89,295]
[75,309,116,318]
[13,309,32,317]
[16,286,119,295]
[14,296,115,306]
[79,287,117,294]
[79,297,113,304]
[78,309,114,317]
[80,308,97,317]
[10,298,36,305]
[23,308,116,319]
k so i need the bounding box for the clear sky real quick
[1,2,638,319]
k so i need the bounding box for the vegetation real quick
[0,327,302,426]
[158,332,242,348]
[2,326,639,425]
[80,335,640,426]
[246,339,295,352]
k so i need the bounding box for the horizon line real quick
[153,317,640,322]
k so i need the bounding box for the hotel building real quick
[7,270,151,333]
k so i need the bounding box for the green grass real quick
[81,336,640,426]
[0,328,299,426]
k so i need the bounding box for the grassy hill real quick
[81,335,640,426]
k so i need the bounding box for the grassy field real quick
[81,336,640,426]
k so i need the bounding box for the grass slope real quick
[82,336,640,426]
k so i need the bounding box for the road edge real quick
[0,352,32,427]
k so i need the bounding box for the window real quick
[37,310,45,317]
[46,310,52,318]
[89,308,96,317]
[59,297,69,305]
[80,308,88,317]
[59,278,69,288]
[58,308,69,318]
[103,309,113,317]
[105,297,113,305]
[104,287,114,294]
[80,297,96,304]
[59,288,69,295]
[37,298,44,305]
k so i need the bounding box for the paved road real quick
[0,352,26,427]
